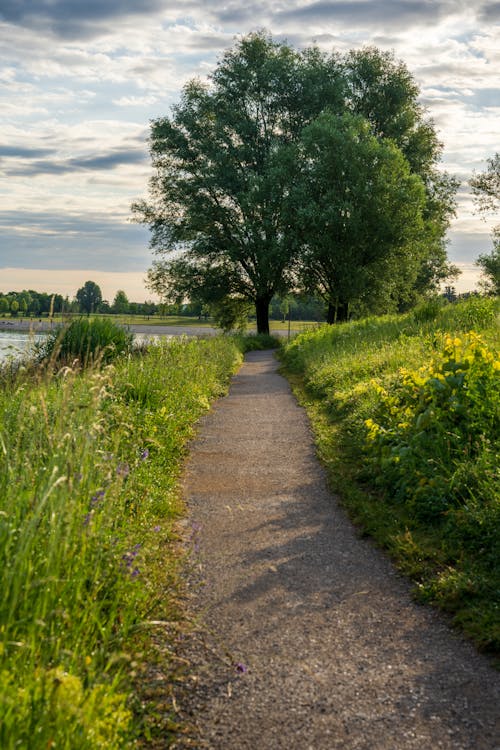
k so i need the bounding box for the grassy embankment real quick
[0,334,256,748]
[280,296,499,656]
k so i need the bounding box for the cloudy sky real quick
[1,1,499,301]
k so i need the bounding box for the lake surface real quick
[0,330,169,364]
[0,331,46,363]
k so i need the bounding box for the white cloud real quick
[0,1,498,292]
[113,95,159,107]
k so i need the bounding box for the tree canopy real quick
[296,112,427,321]
[470,153,500,295]
[135,32,458,333]
[76,281,103,315]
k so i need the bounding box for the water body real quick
[0,330,169,364]
[0,331,45,363]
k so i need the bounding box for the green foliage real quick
[471,153,500,296]
[476,238,500,296]
[297,111,428,315]
[234,333,282,351]
[76,280,103,314]
[0,336,242,746]
[364,332,499,520]
[112,290,130,315]
[411,296,447,324]
[37,317,134,366]
[211,296,252,333]
[470,152,500,215]
[280,296,500,652]
[137,32,455,333]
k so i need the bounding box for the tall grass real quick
[0,336,242,748]
[281,296,500,653]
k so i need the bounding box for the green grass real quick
[268,320,320,332]
[280,296,500,656]
[0,336,243,748]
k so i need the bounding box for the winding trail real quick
[174,350,499,749]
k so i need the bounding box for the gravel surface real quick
[172,350,500,749]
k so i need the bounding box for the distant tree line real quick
[0,290,66,317]
[0,285,158,318]
[0,282,487,325]
[0,283,326,322]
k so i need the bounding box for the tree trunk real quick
[336,300,349,322]
[326,300,349,324]
[255,296,271,335]
[326,302,335,324]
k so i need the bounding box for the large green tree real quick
[135,34,457,331]
[76,281,102,315]
[134,33,345,334]
[299,46,457,318]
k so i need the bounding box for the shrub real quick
[411,296,446,324]
[36,317,133,366]
[235,333,283,351]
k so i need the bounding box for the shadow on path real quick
[171,351,500,750]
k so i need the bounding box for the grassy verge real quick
[280,296,499,656]
[0,336,243,748]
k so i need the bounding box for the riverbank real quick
[0,318,309,338]
[0,318,219,337]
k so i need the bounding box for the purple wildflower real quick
[140,449,149,460]
[121,543,142,572]
[83,512,92,527]
[235,663,248,674]
[116,462,130,477]
[90,490,105,508]
[121,546,141,578]
[153,525,161,532]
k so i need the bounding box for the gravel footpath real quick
[172,350,500,749]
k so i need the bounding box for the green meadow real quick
[280,296,499,656]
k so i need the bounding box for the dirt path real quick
[173,350,500,749]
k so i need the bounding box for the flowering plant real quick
[365,332,499,519]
